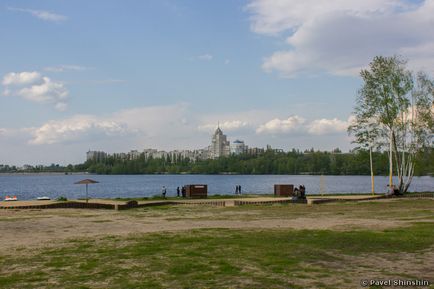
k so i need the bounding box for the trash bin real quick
[274,184,294,197]
[185,184,208,199]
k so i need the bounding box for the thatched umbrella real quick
[74,179,99,203]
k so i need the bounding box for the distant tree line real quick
[2,148,432,176]
[83,148,434,176]
[0,163,73,173]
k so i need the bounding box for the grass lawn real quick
[0,199,433,288]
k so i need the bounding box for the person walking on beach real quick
[162,186,167,199]
[238,185,242,195]
[235,185,238,194]
[176,186,180,197]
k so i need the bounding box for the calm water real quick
[0,174,433,201]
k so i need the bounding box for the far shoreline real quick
[1,172,433,177]
[0,172,90,176]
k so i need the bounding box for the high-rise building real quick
[86,150,107,162]
[210,126,230,159]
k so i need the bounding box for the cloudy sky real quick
[1,0,433,165]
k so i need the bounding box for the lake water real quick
[0,174,432,201]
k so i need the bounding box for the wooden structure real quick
[74,179,99,203]
[185,184,208,199]
[274,184,294,197]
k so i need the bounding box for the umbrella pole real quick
[86,184,88,203]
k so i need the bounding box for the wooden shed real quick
[274,184,294,197]
[185,184,208,199]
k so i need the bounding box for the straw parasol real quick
[74,179,99,203]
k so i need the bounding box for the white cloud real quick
[30,116,129,145]
[8,7,67,22]
[246,0,411,35]
[247,0,434,77]
[198,54,213,61]
[18,77,68,103]
[198,120,250,132]
[2,71,41,85]
[256,115,305,134]
[28,104,192,146]
[307,118,349,135]
[2,71,69,111]
[256,115,351,135]
[44,65,91,72]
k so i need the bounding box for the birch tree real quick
[349,56,434,194]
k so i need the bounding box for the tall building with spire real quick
[210,125,230,159]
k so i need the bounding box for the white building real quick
[210,127,230,159]
[86,150,107,162]
[230,140,247,155]
[128,150,141,160]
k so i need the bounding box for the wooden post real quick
[370,146,375,195]
[320,175,325,196]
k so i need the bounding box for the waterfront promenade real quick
[0,194,385,209]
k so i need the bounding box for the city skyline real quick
[86,126,252,164]
[1,0,434,165]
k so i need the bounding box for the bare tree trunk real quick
[389,131,393,188]
[402,153,415,193]
[392,131,404,193]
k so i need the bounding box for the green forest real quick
[2,148,433,176]
[79,148,434,175]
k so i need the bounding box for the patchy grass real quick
[120,198,434,222]
[1,198,434,288]
[1,222,434,289]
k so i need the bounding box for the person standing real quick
[235,185,238,194]
[300,185,306,199]
[181,186,186,198]
[239,185,242,195]
[176,186,180,197]
[162,186,167,199]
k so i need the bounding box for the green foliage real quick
[81,148,433,175]
[349,55,434,192]
[2,147,433,175]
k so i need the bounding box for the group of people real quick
[162,184,309,198]
[386,184,402,196]
[161,186,188,198]
[234,185,242,195]
[177,186,187,198]
[293,184,306,199]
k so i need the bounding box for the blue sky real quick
[1,0,433,165]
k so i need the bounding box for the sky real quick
[1,0,433,165]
